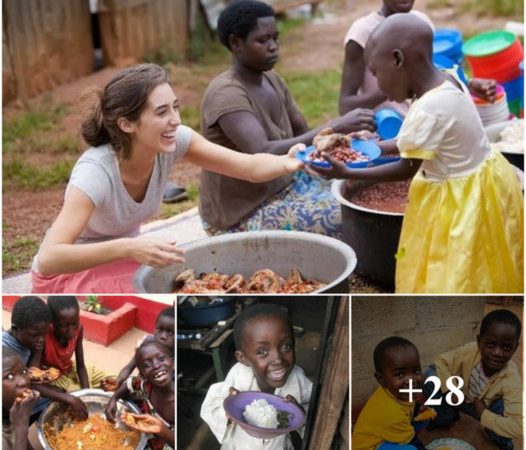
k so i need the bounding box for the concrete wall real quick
[351,296,493,420]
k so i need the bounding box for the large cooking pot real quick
[134,231,356,294]
[484,120,523,170]
[38,389,148,450]
[332,180,403,290]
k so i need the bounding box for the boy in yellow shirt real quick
[424,309,522,450]
[352,337,428,450]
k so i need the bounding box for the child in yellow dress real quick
[315,13,523,293]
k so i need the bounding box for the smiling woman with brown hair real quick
[30,63,304,294]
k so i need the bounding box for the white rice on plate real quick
[243,399,279,429]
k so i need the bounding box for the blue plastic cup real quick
[374,108,403,140]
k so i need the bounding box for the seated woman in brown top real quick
[199,0,375,237]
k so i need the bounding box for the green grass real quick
[3,159,74,189]
[284,69,341,126]
[3,101,68,153]
[2,236,39,274]
[278,17,307,37]
[428,0,523,16]
[156,182,199,220]
[461,0,523,16]
[180,105,202,132]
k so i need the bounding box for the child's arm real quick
[311,153,421,182]
[115,356,137,386]
[123,414,175,447]
[27,347,43,368]
[32,384,88,419]
[10,389,40,450]
[74,325,90,389]
[339,40,387,114]
[433,346,464,390]
[474,381,522,438]
[200,379,237,444]
[104,381,130,422]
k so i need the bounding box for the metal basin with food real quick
[484,120,524,170]
[332,179,404,290]
[134,231,357,294]
[38,389,148,450]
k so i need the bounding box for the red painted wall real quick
[98,296,174,333]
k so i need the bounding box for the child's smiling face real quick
[154,315,175,351]
[136,342,174,388]
[2,354,30,408]
[235,315,295,393]
[478,321,519,376]
[53,307,80,341]
[375,345,423,402]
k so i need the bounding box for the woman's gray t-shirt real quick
[67,125,192,243]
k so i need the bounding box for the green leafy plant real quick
[84,295,103,314]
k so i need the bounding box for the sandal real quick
[163,181,188,203]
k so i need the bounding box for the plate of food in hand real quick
[297,128,381,168]
[223,391,306,439]
[28,366,62,383]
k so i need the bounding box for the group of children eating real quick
[2,296,175,450]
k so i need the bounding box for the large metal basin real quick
[134,231,357,294]
[332,179,403,290]
[38,389,148,450]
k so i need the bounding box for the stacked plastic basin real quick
[463,30,524,117]
[432,28,468,84]
[471,84,510,126]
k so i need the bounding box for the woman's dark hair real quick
[81,63,169,159]
[217,0,275,50]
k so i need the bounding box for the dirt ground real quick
[2,0,515,275]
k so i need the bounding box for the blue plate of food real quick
[297,131,381,168]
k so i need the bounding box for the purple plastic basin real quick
[223,391,306,439]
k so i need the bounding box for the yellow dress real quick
[395,78,523,293]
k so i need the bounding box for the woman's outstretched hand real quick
[284,143,306,173]
[127,236,185,267]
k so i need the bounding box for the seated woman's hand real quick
[336,108,376,134]
[127,236,186,268]
[468,78,497,103]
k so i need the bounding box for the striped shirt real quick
[467,362,489,401]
